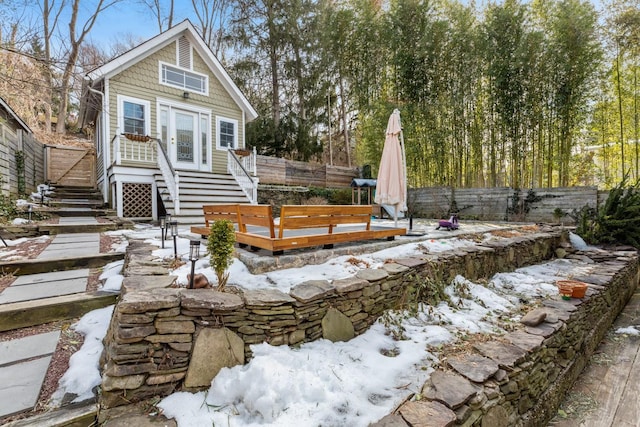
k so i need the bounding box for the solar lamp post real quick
[170,220,178,260]
[188,240,200,289]
[165,213,172,240]
[159,216,166,249]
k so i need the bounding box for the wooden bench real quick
[235,204,406,255]
[189,204,240,237]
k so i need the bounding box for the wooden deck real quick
[550,288,640,427]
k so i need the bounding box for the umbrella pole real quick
[394,204,399,227]
[398,113,407,214]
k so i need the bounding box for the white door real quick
[172,110,199,170]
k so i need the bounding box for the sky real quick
[83,1,190,48]
[38,0,606,54]
[23,224,635,426]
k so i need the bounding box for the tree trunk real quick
[616,51,625,172]
[339,75,350,167]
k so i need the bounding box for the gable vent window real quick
[178,36,191,69]
[160,63,208,95]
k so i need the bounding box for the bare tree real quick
[40,0,66,131]
[139,0,174,33]
[191,0,229,56]
[55,0,122,133]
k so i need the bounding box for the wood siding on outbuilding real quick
[0,118,44,197]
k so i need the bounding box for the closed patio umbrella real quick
[374,109,407,227]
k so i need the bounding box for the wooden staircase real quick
[154,171,251,226]
[46,185,115,217]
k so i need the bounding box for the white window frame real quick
[159,61,209,95]
[216,116,238,151]
[117,95,151,136]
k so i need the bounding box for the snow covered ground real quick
[45,223,616,426]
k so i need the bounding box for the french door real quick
[172,110,198,170]
[160,104,210,172]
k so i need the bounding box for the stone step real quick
[39,223,119,234]
[3,404,97,427]
[0,291,118,332]
[47,200,105,208]
[0,252,125,276]
[48,191,103,200]
[53,208,116,217]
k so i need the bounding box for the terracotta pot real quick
[556,280,588,299]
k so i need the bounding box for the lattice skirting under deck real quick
[123,182,152,218]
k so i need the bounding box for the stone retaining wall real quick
[99,231,564,410]
[99,231,640,426]
[374,249,639,426]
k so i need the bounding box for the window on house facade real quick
[160,107,168,152]
[119,96,150,137]
[201,116,208,164]
[123,101,145,135]
[160,63,207,94]
[216,117,237,150]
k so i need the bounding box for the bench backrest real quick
[279,205,372,238]
[202,204,240,227]
[237,204,276,238]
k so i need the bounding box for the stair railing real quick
[156,138,180,214]
[227,148,258,204]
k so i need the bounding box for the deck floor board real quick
[550,289,640,427]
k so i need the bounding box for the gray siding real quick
[0,118,43,197]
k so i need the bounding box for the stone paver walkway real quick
[0,269,91,304]
[0,331,61,418]
[37,232,100,260]
[0,219,103,419]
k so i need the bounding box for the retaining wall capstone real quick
[98,231,639,427]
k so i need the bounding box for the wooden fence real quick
[45,145,96,188]
[410,186,605,223]
[256,155,357,188]
[0,123,44,197]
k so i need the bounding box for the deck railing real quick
[228,147,258,204]
[114,135,157,164]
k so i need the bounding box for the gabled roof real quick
[85,19,257,121]
[0,97,33,133]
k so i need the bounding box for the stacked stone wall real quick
[99,231,639,427]
[377,251,639,427]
